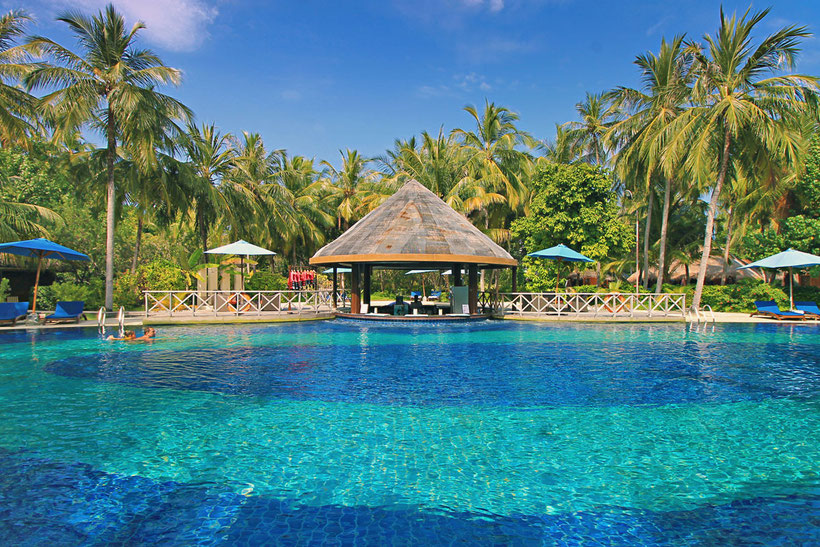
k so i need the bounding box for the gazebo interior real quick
[310,180,518,318]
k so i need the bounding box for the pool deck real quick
[1,311,816,331]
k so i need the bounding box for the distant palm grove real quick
[1,4,819,311]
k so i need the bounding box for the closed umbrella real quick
[0,238,90,313]
[527,244,594,290]
[738,248,820,309]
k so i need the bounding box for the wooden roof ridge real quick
[310,179,516,267]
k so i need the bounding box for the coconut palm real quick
[271,151,334,262]
[0,10,37,146]
[610,36,695,292]
[322,149,376,230]
[676,7,819,310]
[25,4,190,309]
[564,92,620,166]
[178,123,235,254]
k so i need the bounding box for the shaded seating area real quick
[44,301,86,323]
[751,300,805,321]
[310,180,518,318]
[0,302,29,325]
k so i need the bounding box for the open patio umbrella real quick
[527,244,594,290]
[738,248,820,309]
[205,240,275,288]
[0,238,90,313]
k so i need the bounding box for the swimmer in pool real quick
[132,327,156,341]
[107,330,136,341]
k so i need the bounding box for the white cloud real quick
[41,0,218,52]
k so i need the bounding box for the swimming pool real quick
[1,320,818,544]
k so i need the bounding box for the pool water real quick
[1,320,819,544]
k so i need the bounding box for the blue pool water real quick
[1,320,819,545]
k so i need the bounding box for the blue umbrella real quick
[527,244,594,290]
[738,248,820,309]
[0,238,90,312]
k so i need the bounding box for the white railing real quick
[143,290,347,317]
[485,292,686,318]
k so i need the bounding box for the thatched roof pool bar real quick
[310,179,518,317]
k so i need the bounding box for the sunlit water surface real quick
[1,320,819,545]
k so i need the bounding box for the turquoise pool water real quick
[1,320,819,544]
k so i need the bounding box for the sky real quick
[17,0,820,165]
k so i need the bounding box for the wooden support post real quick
[363,265,371,306]
[351,264,361,314]
[512,266,518,293]
[468,264,478,315]
[452,264,462,286]
[332,267,338,309]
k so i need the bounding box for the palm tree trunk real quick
[197,211,208,256]
[692,129,731,310]
[131,213,143,273]
[642,190,654,290]
[654,178,672,293]
[721,206,733,286]
[104,101,116,311]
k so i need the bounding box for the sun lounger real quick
[410,291,422,299]
[794,301,820,319]
[43,301,86,323]
[0,302,29,325]
[429,290,441,301]
[751,300,805,321]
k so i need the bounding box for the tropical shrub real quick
[37,279,104,310]
[139,259,187,291]
[114,271,142,309]
[0,277,10,302]
[699,280,788,313]
[245,270,288,291]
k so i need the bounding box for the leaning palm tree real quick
[0,10,36,146]
[25,4,190,310]
[676,7,819,310]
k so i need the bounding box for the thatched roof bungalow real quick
[310,179,517,315]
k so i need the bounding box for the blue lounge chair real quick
[0,302,29,325]
[751,300,805,321]
[795,301,820,319]
[44,301,86,323]
[410,291,422,299]
[429,290,442,301]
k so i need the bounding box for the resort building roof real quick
[309,179,517,269]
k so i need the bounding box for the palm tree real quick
[322,149,375,230]
[543,124,577,164]
[25,4,190,309]
[0,197,59,241]
[178,123,235,254]
[610,36,695,293]
[678,7,819,310]
[271,151,334,262]
[564,92,619,166]
[0,10,36,146]
[452,101,532,244]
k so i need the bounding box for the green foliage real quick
[699,280,788,313]
[794,285,820,305]
[511,163,634,291]
[0,144,73,208]
[37,279,104,310]
[140,259,187,291]
[0,277,10,302]
[245,270,288,291]
[742,215,820,262]
[113,270,142,309]
[794,133,820,214]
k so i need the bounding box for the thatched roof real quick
[310,179,517,268]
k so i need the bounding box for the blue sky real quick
[19,0,820,164]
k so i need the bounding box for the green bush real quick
[699,280,788,312]
[245,270,288,291]
[140,259,187,291]
[793,285,820,305]
[37,280,104,310]
[114,270,142,309]
[0,277,10,302]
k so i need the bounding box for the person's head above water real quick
[144,327,156,338]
